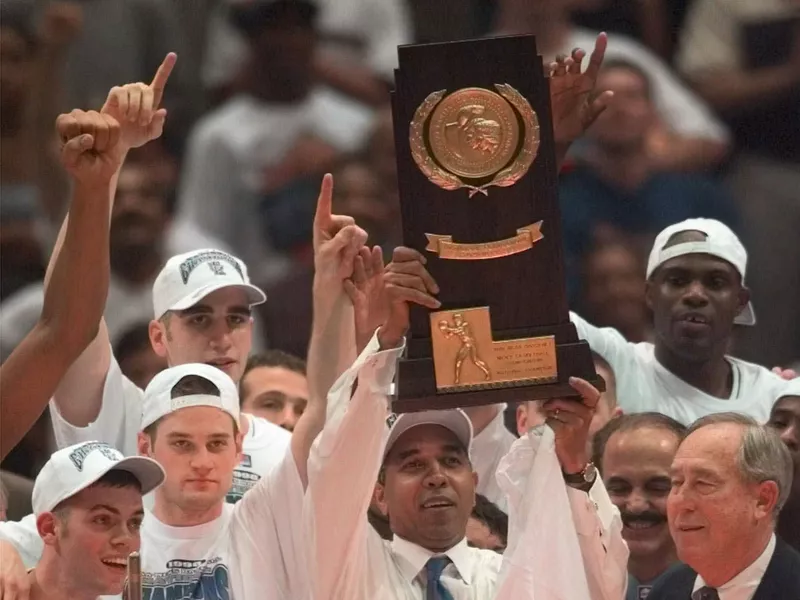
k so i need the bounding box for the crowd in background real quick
[0,0,799,598]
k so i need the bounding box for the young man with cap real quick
[571,217,790,424]
[27,441,165,600]
[305,246,628,600]
[767,379,800,551]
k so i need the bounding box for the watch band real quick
[563,462,597,493]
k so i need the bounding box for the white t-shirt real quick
[0,446,307,600]
[571,312,791,425]
[49,353,292,503]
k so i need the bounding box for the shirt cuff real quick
[567,478,606,538]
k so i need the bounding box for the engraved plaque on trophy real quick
[390,35,604,413]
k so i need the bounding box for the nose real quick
[779,423,800,452]
[278,405,297,431]
[110,526,138,552]
[190,447,214,473]
[422,463,447,489]
[625,489,650,514]
[207,320,234,351]
[682,280,709,307]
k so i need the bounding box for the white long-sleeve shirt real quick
[306,333,629,600]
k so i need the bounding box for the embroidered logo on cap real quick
[179,251,244,284]
[68,442,123,471]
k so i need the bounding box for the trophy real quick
[390,35,604,412]
[123,551,142,600]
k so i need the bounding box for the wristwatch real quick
[563,462,598,493]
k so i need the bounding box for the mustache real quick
[621,510,666,527]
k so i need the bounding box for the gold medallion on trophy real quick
[409,84,540,197]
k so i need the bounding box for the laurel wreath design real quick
[409,84,540,197]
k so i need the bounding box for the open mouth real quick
[421,498,456,510]
[679,313,710,326]
[101,557,127,571]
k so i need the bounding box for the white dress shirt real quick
[306,332,629,600]
[692,534,776,600]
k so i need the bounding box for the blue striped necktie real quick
[425,557,455,600]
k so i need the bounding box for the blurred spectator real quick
[365,105,400,215]
[768,382,800,551]
[593,413,686,599]
[466,494,508,552]
[176,0,374,285]
[0,1,82,299]
[560,61,739,297]
[492,0,731,172]
[239,350,309,431]
[0,144,239,359]
[259,153,397,356]
[577,238,652,344]
[0,471,33,522]
[677,0,800,367]
[203,0,410,106]
[114,322,167,390]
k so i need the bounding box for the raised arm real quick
[0,107,121,460]
[47,54,176,430]
[307,246,440,600]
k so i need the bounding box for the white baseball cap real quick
[32,442,165,515]
[777,378,800,400]
[383,409,474,462]
[152,249,266,320]
[141,363,240,430]
[646,218,755,326]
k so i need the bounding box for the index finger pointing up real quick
[150,52,177,108]
[314,173,334,227]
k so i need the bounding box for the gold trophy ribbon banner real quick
[425,221,543,260]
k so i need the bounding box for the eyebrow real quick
[178,305,252,317]
[165,431,232,440]
[90,504,121,515]
[394,444,466,462]
[670,466,721,480]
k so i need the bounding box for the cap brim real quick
[110,456,166,496]
[168,282,267,312]
[734,301,756,326]
[383,410,473,462]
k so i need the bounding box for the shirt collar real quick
[693,534,776,595]
[391,535,474,585]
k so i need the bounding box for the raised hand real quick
[378,247,440,349]
[549,33,614,149]
[55,109,121,185]
[542,377,601,474]
[313,173,368,284]
[101,52,177,152]
[344,245,388,352]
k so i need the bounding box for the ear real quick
[612,406,624,419]
[373,482,388,517]
[737,286,751,317]
[516,404,528,437]
[234,430,244,459]
[138,431,154,457]
[644,279,655,312]
[149,319,168,359]
[754,480,779,520]
[37,513,59,545]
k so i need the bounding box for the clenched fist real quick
[55,109,122,185]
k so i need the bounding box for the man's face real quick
[332,163,393,246]
[603,427,679,563]
[668,424,776,570]
[43,485,144,596]
[252,19,315,97]
[376,425,477,552]
[646,251,748,362]
[583,244,648,337]
[150,287,254,383]
[589,67,653,150]
[139,407,242,514]
[110,163,171,255]
[768,395,800,505]
[0,27,32,134]
[240,365,309,431]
